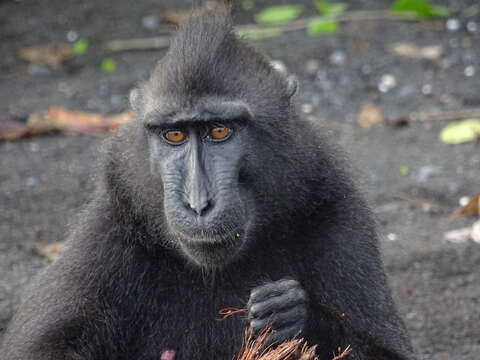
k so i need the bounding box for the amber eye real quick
[163,130,187,144]
[209,127,231,142]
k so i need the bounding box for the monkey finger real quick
[249,318,271,334]
[249,288,306,319]
[249,279,302,305]
[249,305,306,335]
[267,305,307,329]
[265,322,304,345]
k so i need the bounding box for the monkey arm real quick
[301,219,416,360]
[1,250,89,360]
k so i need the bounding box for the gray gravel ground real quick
[1,1,479,359]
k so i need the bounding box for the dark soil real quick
[1,1,479,359]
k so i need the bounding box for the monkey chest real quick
[93,284,248,360]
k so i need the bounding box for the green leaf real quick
[72,39,89,55]
[429,5,450,17]
[314,0,347,17]
[100,58,117,73]
[440,119,480,144]
[255,5,303,25]
[400,166,410,176]
[236,27,283,41]
[307,18,339,35]
[391,0,450,19]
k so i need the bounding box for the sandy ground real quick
[0,1,479,359]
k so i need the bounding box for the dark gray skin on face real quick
[144,101,253,266]
[1,7,415,360]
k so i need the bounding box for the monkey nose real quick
[185,198,213,216]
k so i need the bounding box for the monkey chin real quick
[176,231,245,268]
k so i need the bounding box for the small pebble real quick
[466,21,477,33]
[386,233,397,241]
[464,65,475,77]
[440,57,454,69]
[66,30,79,42]
[421,84,433,95]
[329,50,345,66]
[301,103,313,114]
[446,18,461,31]
[141,15,160,30]
[25,177,39,187]
[305,59,320,74]
[361,64,372,75]
[448,38,459,48]
[378,74,397,93]
[459,196,470,206]
[406,312,418,320]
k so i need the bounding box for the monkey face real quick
[142,102,258,267]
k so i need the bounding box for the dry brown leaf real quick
[0,107,134,140]
[17,43,74,69]
[451,193,480,219]
[357,104,386,128]
[388,42,442,60]
[36,241,65,262]
[32,107,133,134]
[164,9,194,25]
[0,121,30,140]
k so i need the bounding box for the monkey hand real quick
[247,279,307,344]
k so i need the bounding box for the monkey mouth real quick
[174,228,246,267]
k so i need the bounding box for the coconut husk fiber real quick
[234,328,352,360]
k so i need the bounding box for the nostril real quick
[185,199,213,216]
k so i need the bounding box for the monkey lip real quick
[173,228,246,266]
[176,227,244,245]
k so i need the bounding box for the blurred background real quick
[0,1,479,359]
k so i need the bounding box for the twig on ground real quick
[394,192,445,213]
[391,108,480,126]
[238,10,417,34]
[103,10,419,53]
[105,36,171,52]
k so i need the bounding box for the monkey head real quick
[127,12,298,268]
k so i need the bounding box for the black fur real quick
[1,9,415,360]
